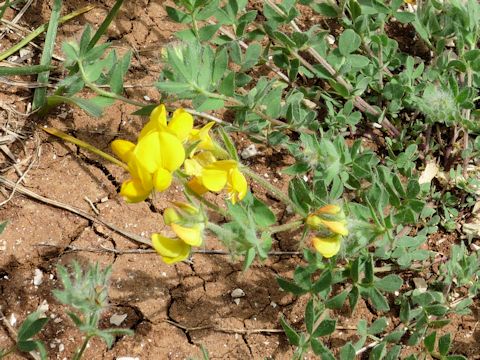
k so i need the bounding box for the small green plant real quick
[0,310,49,360]
[53,261,133,360]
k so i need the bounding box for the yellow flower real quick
[111,105,193,202]
[189,121,216,153]
[140,104,193,142]
[186,157,248,204]
[151,234,191,264]
[306,205,348,236]
[163,206,203,247]
[312,235,342,258]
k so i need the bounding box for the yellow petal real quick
[134,131,162,173]
[211,160,237,171]
[128,158,153,191]
[192,121,215,151]
[172,201,198,214]
[312,235,341,258]
[187,178,208,195]
[201,168,228,192]
[229,168,248,204]
[151,234,190,264]
[120,179,151,203]
[171,223,202,246]
[317,205,341,215]
[111,139,135,163]
[321,219,349,236]
[139,105,168,139]
[158,131,185,171]
[184,158,203,176]
[168,108,193,142]
[163,208,180,225]
[306,214,322,230]
[194,151,216,166]
[152,167,172,192]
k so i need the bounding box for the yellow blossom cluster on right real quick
[306,205,348,258]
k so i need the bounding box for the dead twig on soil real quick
[0,175,151,246]
[33,243,302,257]
[164,319,285,335]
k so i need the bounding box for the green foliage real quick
[53,261,133,359]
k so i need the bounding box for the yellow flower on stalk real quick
[185,156,248,204]
[312,234,342,259]
[163,205,204,247]
[111,105,193,203]
[306,204,348,236]
[151,234,191,264]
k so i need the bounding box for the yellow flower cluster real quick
[111,104,249,263]
[306,205,348,258]
[152,202,204,264]
[111,104,248,204]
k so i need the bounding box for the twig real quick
[164,319,284,335]
[0,141,40,205]
[0,175,151,246]
[33,243,302,257]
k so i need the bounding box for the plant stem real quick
[265,220,303,234]
[42,127,129,170]
[73,335,92,360]
[242,167,306,216]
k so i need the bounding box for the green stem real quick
[265,220,303,234]
[73,335,93,360]
[0,5,94,61]
[242,167,305,216]
[88,0,125,50]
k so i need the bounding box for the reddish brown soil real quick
[0,1,479,360]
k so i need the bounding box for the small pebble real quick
[9,313,16,326]
[231,288,245,298]
[33,268,43,286]
[240,144,258,159]
[233,298,241,305]
[110,313,128,326]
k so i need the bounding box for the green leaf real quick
[375,274,402,292]
[305,299,315,334]
[438,333,451,356]
[425,304,449,316]
[311,3,338,17]
[276,277,308,295]
[198,24,221,41]
[17,312,49,341]
[241,43,262,71]
[394,11,415,23]
[364,256,374,284]
[243,247,256,270]
[280,316,300,346]
[424,331,436,353]
[32,0,62,110]
[338,29,361,56]
[349,286,360,310]
[217,126,239,161]
[252,197,276,227]
[325,290,348,309]
[0,221,6,234]
[219,71,235,96]
[312,319,336,337]
[212,47,228,84]
[312,270,332,293]
[194,97,224,112]
[339,343,356,360]
[368,317,388,335]
[369,288,390,312]
[385,329,406,343]
[385,345,402,360]
[370,341,386,360]
[166,6,189,23]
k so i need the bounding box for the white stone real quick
[33,268,43,286]
[231,288,245,298]
[240,144,258,159]
[110,313,128,326]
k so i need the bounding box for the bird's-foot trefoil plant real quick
[28,0,480,357]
